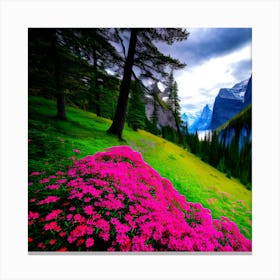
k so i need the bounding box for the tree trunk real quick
[174,114,183,144]
[93,48,101,117]
[51,29,67,120]
[107,29,138,139]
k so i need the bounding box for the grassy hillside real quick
[28,96,252,239]
[217,104,252,133]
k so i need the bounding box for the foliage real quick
[167,72,182,143]
[28,146,251,252]
[184,107,252,188]
[28,96,252,240]
[108,28,189,138]
[162,126,178,143]
[29,28,122,120]
[127,82,146,131]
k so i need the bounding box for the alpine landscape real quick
[28,28,252,252]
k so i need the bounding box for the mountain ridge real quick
[210,77,252,130]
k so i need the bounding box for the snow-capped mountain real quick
[229,78,249,99]
[188,104,212,134]
[210,77,252,130]
[181,111,200,129]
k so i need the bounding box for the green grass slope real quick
[28,96,252,239]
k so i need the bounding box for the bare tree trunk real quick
[51,29,66,120]
[93,48,101,117]
[107,29,138,139]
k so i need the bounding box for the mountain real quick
[181,112,200,130]
[144,83,177,130]
[243,76,252,108]
[188,104,212,134]
[210,77,251,130]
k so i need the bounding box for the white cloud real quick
[177,45,251,115]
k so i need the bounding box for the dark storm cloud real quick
[227,59,252,81]
[157,28,252,68]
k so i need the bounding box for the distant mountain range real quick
[211,77,252,130]
[181,112,200,128]
[182,76,252,133]
[188,104,212,134]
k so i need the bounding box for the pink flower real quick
[49,239,56,245]
[84,197,91,203]
[85,238,94,248]
[57,247,67,252]
[73,149,81,154]
[74,214,86,223]
[39,178,50,184]
[86,226,93,235]
[67,214,73,221]
[45,184,60,190]
[70,225,87,238]
[44,221,61,232]
[37,242,46,250]
[56,179,67,184]
[107,247,115,252]
[84,205,95,215]
[37,196,60,205]
[28,211,39,220]
[28,146,252,252]
[76,238,85,246]
[30,171,40,176]
[45,209,63,221]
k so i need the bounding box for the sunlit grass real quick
[28,96,252,239]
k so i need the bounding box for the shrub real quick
[28,146,251,252]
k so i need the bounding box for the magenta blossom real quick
[29,146,251,252]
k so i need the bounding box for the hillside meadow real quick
[28,96,252,249]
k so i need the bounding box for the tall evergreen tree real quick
[29,28,95,120]
[167,71,182,143]
[73,28,122,117]
[51,29,67,120]
[127,82,146,131]
[209,131,219,166]
[150,83,160,135]
[107,28,189,139]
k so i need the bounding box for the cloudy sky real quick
[158,28,252,120]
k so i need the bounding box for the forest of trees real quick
[183,106,252,189]
[29,28,189,138]
[29,27,251,188]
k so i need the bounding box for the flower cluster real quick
[28,146,252,252]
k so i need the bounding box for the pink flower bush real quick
[28,146,252,252]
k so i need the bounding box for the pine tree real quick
[107,28,189,139]
[29,28,82,120]
[209,131,219,167]
[73,28,122,117]
[127,82,146,131]
[167,71,182,143]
